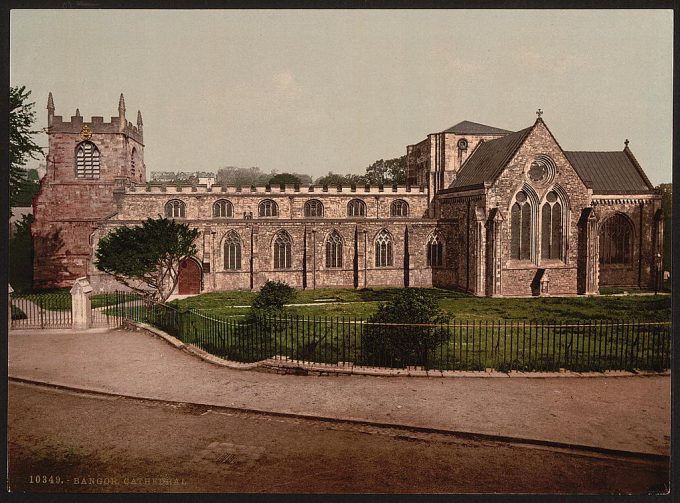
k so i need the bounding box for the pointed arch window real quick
[259,199,278,217]
[304,199,324,217]
[510,191,531,260]
[273,231,292,269]
[165,199,186,218]
[213,199,234,218]
[325,231,343,268]
[375,229,393,267]
[427,233,444,267]
[541,191,564,260]
[130,147,137,180]
[75,141,100,179]
[347,199,367,217]
[599,214,633,266]
[224,231,242,270]
[390,199,409,217]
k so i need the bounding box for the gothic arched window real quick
[165,199,186,218]
[213,199,234,218]
[224,231,242,270]
[390,199,409,217]
[130,147,137,180]
[348,199,367,217]
[259,199,278,217]
[273,231,292,269]
[375,229,393,267]
[427,233,444,267]
[541,191,564,260]
[325,230,343,268]
[304,199,324,217]
[75,141,101,179]
[510,191,531,260]
[599,213,633,266]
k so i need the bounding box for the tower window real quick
[213,199,234,218]
[348,199,367,217]
[304,199,324,217]
[259,199,279,217]
[375,229,393,267]
[273,231,292,269]
[165,199,186,218]
[75,141,101,179]
[325,230,343,268]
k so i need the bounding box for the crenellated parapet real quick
[127,182,428,195]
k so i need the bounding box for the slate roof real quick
[563,151,654,194]
[451,126,534,189]
[443,121,513,136]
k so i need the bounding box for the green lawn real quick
[170,287,672,322]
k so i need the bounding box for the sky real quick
[10,9,673,184]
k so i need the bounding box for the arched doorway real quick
[177,257,202,295]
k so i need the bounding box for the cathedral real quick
[31,94,665,297]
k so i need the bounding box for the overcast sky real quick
[10,9,673,184]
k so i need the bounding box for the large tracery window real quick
[510,191,532,260]
[165,199,186,218]
[427,233,444,267]
[224,231,242,270]
[75,141,101,179]
[213,199,234,218]
[375,229,393,267]
[325,230,343,268]
[347,199,367,217]
[259,199,278,217]
[390,199,409,217]
[273,231,292,269]
[541,191,563,260]
[599,214,633,266]
[304,199,324,217]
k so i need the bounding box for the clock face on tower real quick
[457,138,468,150]
[79,125,92,140]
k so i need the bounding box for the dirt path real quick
[8,329,670,456]
[8,382,669,494]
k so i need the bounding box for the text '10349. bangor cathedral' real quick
[31,94,664,297]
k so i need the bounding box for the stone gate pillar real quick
[70,277,93,330]
[8,284,13,331]
[578,208,599,295]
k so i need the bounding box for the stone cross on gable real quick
[536,109,543,119]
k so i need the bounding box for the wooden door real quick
[178,258,201,294]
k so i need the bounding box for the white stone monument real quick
[70,277,93,330]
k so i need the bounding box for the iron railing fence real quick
[126,300,671,372]
[9,291,73,329]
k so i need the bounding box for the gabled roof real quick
[451,126,534,189]
[563,150,655,194]
[442,120,512,136]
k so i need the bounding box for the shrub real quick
[361,288,449,368]
[251,280,295,310]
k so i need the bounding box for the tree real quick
[269,172,301,186]
[10,86,44,208]
[9,214,34,292]
[361,289,449,368]
[364,155,406,185]
[94,217,200,302]
[13,168,41,207]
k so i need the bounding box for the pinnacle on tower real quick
[47,92,55,112]
[137,110,143,126]
[118,93,126,116]
[75,108,81,117]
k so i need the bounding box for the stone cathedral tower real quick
[32,93,146,288]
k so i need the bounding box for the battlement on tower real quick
[48,115,144,143]
[124,182,427,195]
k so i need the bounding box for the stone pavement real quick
[8,328,670,456]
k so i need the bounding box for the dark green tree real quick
[9,214,34,292]
[362,289,449,368]
[268,172,301,186]
[94,217,199,302]
[10,86,44,208]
